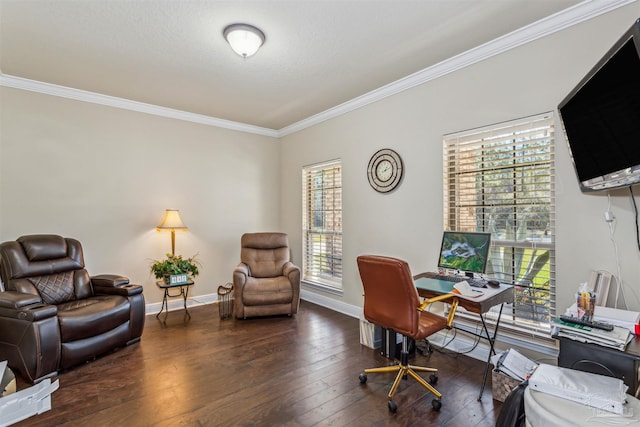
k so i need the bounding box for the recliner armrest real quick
[0,291,42,309]
[283,262,300,283]
[92,274,143,296]
[234,263,250,279]
[0,291,57,321]
[91,274,130,287]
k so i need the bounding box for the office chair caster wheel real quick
[388,400,398,412]
[432,398,442,411]
[359,373,367,384]
[429,374,438,384]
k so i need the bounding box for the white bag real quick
[528,364,628,414]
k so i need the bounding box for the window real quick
[443,113,555,337]
[302,160,343,290]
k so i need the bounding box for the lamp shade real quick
[223,23,265,58]
[157,209,188,231]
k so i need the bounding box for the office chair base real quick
[359,363,443,411]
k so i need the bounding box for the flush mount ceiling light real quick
[223,23,265,58]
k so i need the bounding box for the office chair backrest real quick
[357,255,421,338]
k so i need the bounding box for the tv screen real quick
[558,18,640,192]
[438,231,491,274]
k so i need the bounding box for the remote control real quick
[559,315,614,331]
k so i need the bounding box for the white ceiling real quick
[0,0,611,132]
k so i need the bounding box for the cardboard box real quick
[491,369,522,402]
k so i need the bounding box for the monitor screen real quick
[437,231,491,274]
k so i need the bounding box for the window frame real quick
[443,113,556,340]
[302,159,343,292]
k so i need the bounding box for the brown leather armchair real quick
[233,232,300,319]
[0,235,145,383]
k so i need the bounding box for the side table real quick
[155,279,194,322]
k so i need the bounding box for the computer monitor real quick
[437,231,491,277]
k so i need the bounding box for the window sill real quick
[302,280,343,296]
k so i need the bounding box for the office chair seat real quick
[357,255,458,412]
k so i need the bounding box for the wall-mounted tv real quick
[558,18,640,192]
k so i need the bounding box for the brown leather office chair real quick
[357,255,459,412]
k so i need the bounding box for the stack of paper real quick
[491,348,538,381]
[553,318,631,351]
[565,303,640,333]
[359,317,381,349]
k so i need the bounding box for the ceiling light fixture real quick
[223,23,265,58]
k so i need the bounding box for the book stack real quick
[552,317,631,351]
[359,317,381,349]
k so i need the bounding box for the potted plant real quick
[150,253,200,284]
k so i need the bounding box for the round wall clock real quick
[367,148,404,193]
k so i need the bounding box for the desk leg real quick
[477,303,505,401]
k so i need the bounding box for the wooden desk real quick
[414,273,514,314]
[413,273,515,400]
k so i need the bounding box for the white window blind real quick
[302,160,343,289]
[443,113,555,337]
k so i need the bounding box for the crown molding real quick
[0,74,279,138]
[278,0,636,136]
[1,0,634,138]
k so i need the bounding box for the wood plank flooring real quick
[14,301,502,426]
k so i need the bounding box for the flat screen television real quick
[558,18,640,192]
[438,231,491,276]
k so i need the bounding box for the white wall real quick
[2,3,640,319]
[280,4,640,316]
[0,87,281,305]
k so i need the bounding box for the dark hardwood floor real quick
[15,301,502,426]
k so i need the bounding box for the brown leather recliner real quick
[0,234,145,383]
[233,232,300,319]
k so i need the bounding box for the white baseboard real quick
[145,292,218,315]
[300,288,362,318]
[426,330,492,363]
[143,289,361,316]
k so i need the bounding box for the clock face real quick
[367,149,403,193]
[376,160,393,182]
